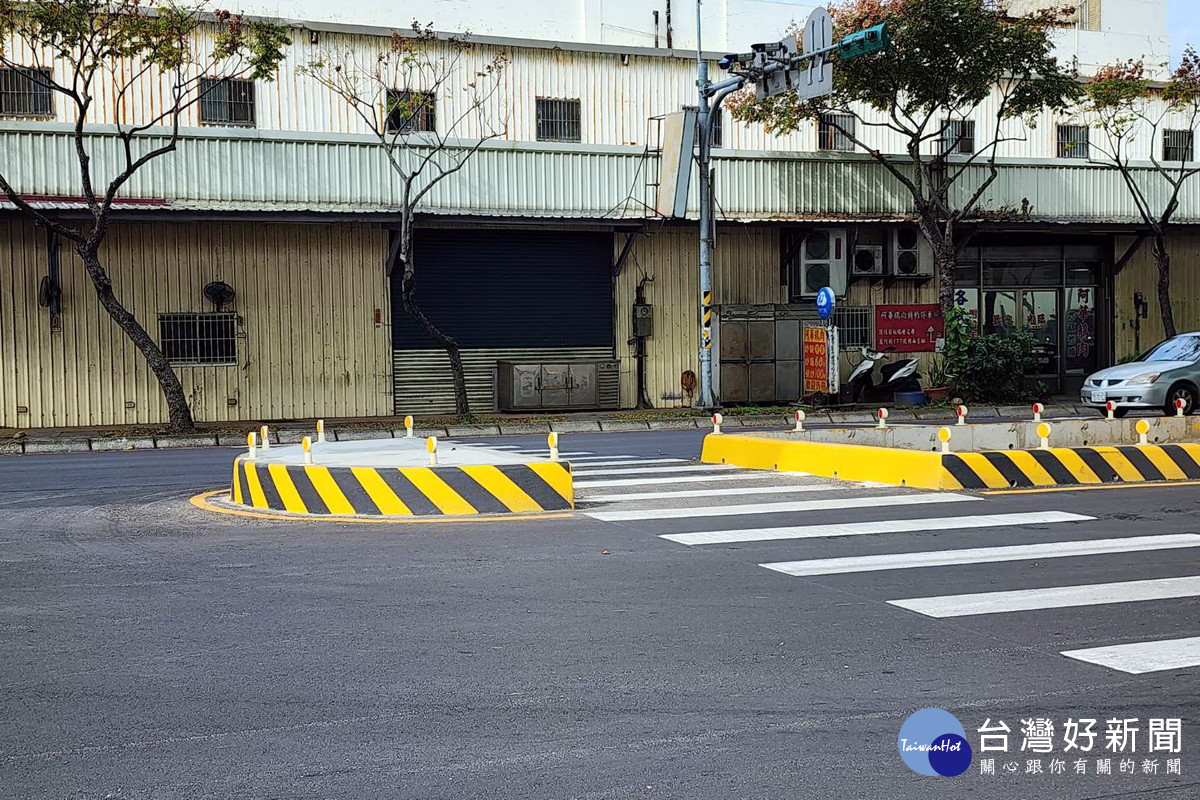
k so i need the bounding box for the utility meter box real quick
[632,303,653,337]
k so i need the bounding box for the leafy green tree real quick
[732,0,1080,312]
[1084,50,1200,339]
[0,1,289,430]
[300,24,507,418]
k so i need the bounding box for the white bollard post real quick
[259,425,270,451]
[1032,402,1044,423]
[1106,400,1116,421]
[956,405,968,426]
[1176,398,1187,418]
[794,409,806,432]
[302,436,314,465]
[548,431,560,461]
[712,413,723,435]
[404,414,415,438]
[876,407,889,429]
[1037,422,1052,450]
[247,431,257,459]
[316,419,326,444]
[1136,419,1150,446]
[426,436,438,467]
[938,426,952,454]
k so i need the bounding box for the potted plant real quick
[925,354,953,402]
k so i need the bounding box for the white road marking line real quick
[570,464,737,478]
[570,458,689,467]
[581,484,842,502]
[889,576,1200,618]
[760,533,1200,577]
[591,492,978,523]
[574,473,798,488]
[1061,636,1200,674]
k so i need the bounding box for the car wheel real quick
[1112,408,1129,418]
[1163,383,1198,416]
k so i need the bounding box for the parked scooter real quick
[846,346,922,403]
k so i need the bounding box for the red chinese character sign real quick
[875,303,945,352]
[803,325,839,395]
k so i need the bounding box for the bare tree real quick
[0,0,289,430]
[300,24,507,418]
[1084,50,1200,339]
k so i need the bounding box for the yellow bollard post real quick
[302,436,314,465]
[247,431,257,459]
[876,407,889,429]
[938,426,952,454]
[794,409,806,432]
[548,431,560,461]
[404,415,415,438]
[427,436,438,467]
[316,419,326,444]
[712,413,723,435]
[956,405,968,426]
[1037,422,1052,450]
[260,425,270,451]
[1136,418,1150,446]
[1032,402,1044,423]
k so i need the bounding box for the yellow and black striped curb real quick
[702,434,1200,490]
[231,459,573,516]
[943,443,1200,489]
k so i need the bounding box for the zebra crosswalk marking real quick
[589,492,978,523]
[1061,636,1200,674]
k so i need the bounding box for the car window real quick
[1138,336,1200,362]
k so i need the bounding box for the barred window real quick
[0,67,53,117]
[199,78,255,126]
[940,119,975,155]
[710,109,724,148]
[536,97,581,142]
[1057,124,1090,159]
[1163,129,1194,162]
[818,113,855,152]
[386,89,436,134]
[833,306,872,349]
[158,313,238,365]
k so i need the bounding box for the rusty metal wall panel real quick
[0,218,392,428]
[1114,232,1200,360]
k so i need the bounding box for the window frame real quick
[535,96,582,143]
[817,113,855,152]
[1163,129,1195,163]
[385,89,436,134]
[157,312,239,366]
[1056,124,1090,159]
[940,119,975,155]
[198,77,256,127]
[710,108,724,148]
[0,66,53,118]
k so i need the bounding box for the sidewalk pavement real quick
[0,401,1094,456]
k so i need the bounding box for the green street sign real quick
[838,23,891,59]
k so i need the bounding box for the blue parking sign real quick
[816,286,836,320]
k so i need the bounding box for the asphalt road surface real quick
[2,429,1198,799]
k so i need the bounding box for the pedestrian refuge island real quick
[702,412,1200,490]
[228,434,573,517]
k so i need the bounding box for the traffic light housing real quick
[838,23,890,59]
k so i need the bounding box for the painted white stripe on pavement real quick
[761,534,1200,577]
[591,492,978,523]
[574,473,798,488]
[889,576,1200,618]
[570,458,690,467]
[570,464,737,478]
[1061,636,1200,674]
[582,484,842,502]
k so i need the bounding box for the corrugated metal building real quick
[2,5,1199,427]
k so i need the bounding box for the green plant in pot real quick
[925,354,954,401]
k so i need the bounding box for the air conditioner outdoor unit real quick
[798,228,848,296]
[852,244,885,276]
[892,225,931,276]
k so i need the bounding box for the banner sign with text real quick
[875,304,944,352]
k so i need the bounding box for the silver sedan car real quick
[1081,332,1200,417]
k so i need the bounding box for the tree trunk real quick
[399,267,470,418]
[933,238,958,315]
[79,248,197,431]
[1152,233,1177,339]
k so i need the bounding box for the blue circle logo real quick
[815,286,836,320]
[898,708,973,777]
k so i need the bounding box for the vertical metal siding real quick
[0,218,392,428]
[1113,231,1200,359]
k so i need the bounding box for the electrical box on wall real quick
[632,303,653,337]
